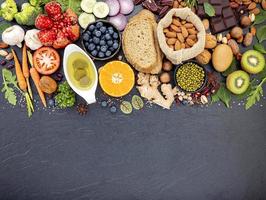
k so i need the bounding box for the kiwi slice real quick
[241,50,265,74]
[226,70,250,95]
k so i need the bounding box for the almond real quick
[170,24,181,32]
[174,40,181,51]
[167,38,177,45]
[248,2,257,10]
[186,38,195,46]
[184,23,194,29]
[0,50,8,57]
[181,26,189,38]
[187,28,197,35]
[172,19,181,26]
[166,31,177,38]
[177,33,185,43]
[250,8,260,15]
[0,42,9,49]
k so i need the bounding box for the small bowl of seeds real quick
[174,61,207,93]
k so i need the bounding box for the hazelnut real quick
[196,49,211,65]
[160,72,171,83]
[163,60,173,71]
[205,34,217,49]
[230,27,243,39]
[240,16,251,27]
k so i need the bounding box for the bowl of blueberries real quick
[82,20,121,60]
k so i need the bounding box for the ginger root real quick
[136,72,177,109]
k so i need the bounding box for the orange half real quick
[99,61,135,97]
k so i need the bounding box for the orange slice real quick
[99,61,135,97]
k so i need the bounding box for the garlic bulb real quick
[2,25,25,48]
[25,29,43,51]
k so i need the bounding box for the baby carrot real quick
[22,44,33,99]
[11,49,27,92]
[30,67,47,108]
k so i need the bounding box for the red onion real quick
[109,14,127,31]
[118,0,134,15]
[105,0,120,16]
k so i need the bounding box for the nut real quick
[237,35,244,43]
[0,50,8,57]
[205,34,217,49]
[196,49,211,65]
[249,13,256,22]
[167,38,177,45]
[250,26,256,36]
[230,27,243,39]
[250,8,260,15]
[248,2,257,10]
[159,72,171,83]
[222,37,228,44]
[228,39,240,55]
[202,19,210,30]
[175,40,182,50]
[243,32,253,47]
[39,76,58,94]
[240,16,252,27]
[216,33,223,42]
[5,53,13,61]
[200,95,208,105]
[262,0,266,10]
[163,60,173,71]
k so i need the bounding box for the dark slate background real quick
[0,1,266,200]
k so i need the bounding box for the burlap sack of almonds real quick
[157,8,206,65]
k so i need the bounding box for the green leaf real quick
[236,79,256,100]
[1,69,18,106]
[120,101,133,115]
[131,95,144,110]
[253,10,266,25]
[222,58,238,77]
[257,64,266,80]
[256,25,266,43]
[56,0,82,15]
[245,77,266,110]
[204,2,215,17]
[253,43,266,54]
[211,84,231,108]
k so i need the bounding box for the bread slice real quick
[123,10,162,74]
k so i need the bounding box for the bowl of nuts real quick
[157,8,206,65]
[174,61,208,93]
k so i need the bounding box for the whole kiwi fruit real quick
[226,70,250,95]
[241,50,265,74]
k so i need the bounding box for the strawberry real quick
[35,15,54,30]
[38,29,57,46]
[66,25,80,41]
[53,31,70,49]
[45,1,62,18]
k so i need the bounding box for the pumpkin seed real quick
[120,101,132,114]
[132,95,144,110]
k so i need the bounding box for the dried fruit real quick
[0,50,8,57]
[243,33,253,47]
[160,72,171,83]
[262,0,266,10]
[230,27,243,39]
[240,16,252,27]
[196,49,211,65]
[39,76,58,94]
[228,39,240,55]
[132,95,144,110]
[120,101,133,114]
[77,103,88,115]
[162,60,173,71]
[205,34,217,49]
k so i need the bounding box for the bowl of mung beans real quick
[174,61,207,93]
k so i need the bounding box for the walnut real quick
[196,49,211,65]
[205,34,217,49]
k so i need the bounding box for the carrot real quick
[22,44,33,99]
[30,67,47,107]
[11,49,27,92]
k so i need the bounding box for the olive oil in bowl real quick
[67,52,96,90]
[63,44,98,104]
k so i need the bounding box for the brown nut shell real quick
[39,76,58,94]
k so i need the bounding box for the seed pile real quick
[175,62,205,92]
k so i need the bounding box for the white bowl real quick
[63,44,98,104]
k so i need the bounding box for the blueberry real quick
[113,40,118,44]
[108,27,114,35]
[91,50,98,57]
[96,45,100,51]
[89,25,95,31]
[83,33,90,41]
[95,31,101,37]
[107,40,113,47]
[109,47,115,52]
[182,100,189,106]
[85,42,89,47]
[113,32,119,39]
[105,34,111,40]
[89,38,93,43]
[110,105,117,113]
[93,37,100,44]
[105,50,112,57]
[96,22,103,28]
[88,43,95,51]
[101,100,108,107]
[101,45,107,52]
[98,52,104,58]
[48,99,55,107]
[113,42,119,49]
[100,40,106,46]
[100,26,107,33]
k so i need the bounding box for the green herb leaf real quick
[211,84,231,108]
[56,0,82,15]
[236,79,256,100]
[253,10,266,25]
[120,101,133,115]
[1,69,18,106]
[257,64,266,80]
[204,2,215,17]
[245,77,266,110]
[253,43,266,54]
[132,95,144,110]
[222,58,238,77]
[256,25,266,43]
